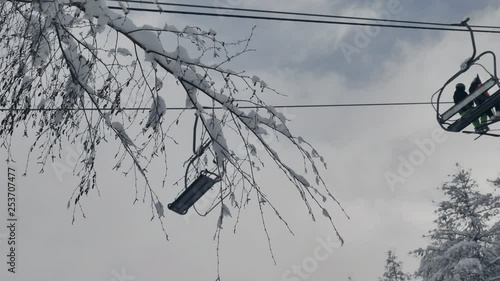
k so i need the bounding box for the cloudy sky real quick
[2,0,500,281]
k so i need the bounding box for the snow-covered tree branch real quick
[0,0,347,255]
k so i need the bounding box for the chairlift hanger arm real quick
[436,20,475,121]
[455,19,498,79]
[192,114,211,155]
[435,18,500,134]
[459,18,477,67]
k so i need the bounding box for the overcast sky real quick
[2,1,500,281]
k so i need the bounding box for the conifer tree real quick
[379,250,410,281]
[414,166,500,281]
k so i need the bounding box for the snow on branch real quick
[0,0,347,263]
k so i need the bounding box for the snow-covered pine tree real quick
[379,250,410,281]
[413,166,500,281]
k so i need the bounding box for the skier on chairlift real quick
[469,74,500,121]
[454,83,486,133]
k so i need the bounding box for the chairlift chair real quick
[168,170,222,215]
[168,115,223,215]
[434,18,500,137]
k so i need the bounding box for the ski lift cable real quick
[0,101,455,112]
[105,5,500,34]
[11,0,500,30]
[109,0,500,30]
[15,0,500,31]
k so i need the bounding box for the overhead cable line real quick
[0,101,454,111]
[11,0,500,34]
[109,0,500,30]
[105,5,500,34]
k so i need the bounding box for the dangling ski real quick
[462,130,500,139]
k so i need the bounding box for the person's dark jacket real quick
[454,88,474,111]
[469,75,493,116]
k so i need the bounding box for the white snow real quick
[37,99,46,109]
[207,116,229,170]
[155,201,165,218]
[103,112,112,126]
[116,47,132,56]
[52,110,64,125]
[217,203,232,229]
[117,1,129,15]
[155,77,163,91]
[111,121,135,147]
[144,95,166,131]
